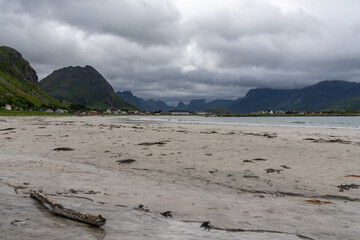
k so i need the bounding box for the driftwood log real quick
[30,190,106,226]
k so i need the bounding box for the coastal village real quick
[2,103,325,116]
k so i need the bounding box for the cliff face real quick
[0,46,38,84]
[39,65,135,110]
[0,46,64,109]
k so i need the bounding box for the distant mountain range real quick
[228,80,360,113]
[116,91,235,112]
[116,91,171,112]
[39,66,135,110]
[1,46,135,111]
[118,80,360,113]
[2,46,359,113]
[0,46,65,109]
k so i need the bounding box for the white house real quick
[55,109,68,113]
[5,104,11,110]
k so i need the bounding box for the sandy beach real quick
[1,116,359,240]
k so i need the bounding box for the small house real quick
[88,111,98,115]
[128,110,138,114]
[5,104,11,110]
[55,109,68,113]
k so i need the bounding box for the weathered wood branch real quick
[30,190,106,226]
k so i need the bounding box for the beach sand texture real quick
[1,116,359,239]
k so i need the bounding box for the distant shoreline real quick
[115,115,360,130]
[1,108,360,117]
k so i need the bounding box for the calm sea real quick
[119,116,360,129]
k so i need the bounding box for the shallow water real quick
[1,186,304,240]
[119,116,360,129]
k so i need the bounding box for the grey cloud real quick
[110,67,251,102]
[10,0,181,46]
[189,3,320,70]
[190,2,318,42]
[1,0,360,104]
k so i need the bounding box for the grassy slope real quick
[0,71,67,109]
[0,46,67,109]
[0,108,71,116]
[323,96,360,111]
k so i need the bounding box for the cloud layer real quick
[1,0,360,104]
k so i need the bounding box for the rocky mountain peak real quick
[0,46,38,84]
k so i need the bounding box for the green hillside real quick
[39,66,135,110]
[0,46,66,109]
[323,96,360,111]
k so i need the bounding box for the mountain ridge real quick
[229,80,360,113]
[117,91,235,112]
[0,46,65,109]
[116,91,169,112]
[2,46,358,113]
[118,80,360,113]
[0,46,38,84]
[40,65,135,110]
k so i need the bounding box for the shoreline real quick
[1,116,359,239]
[118,115,360,130]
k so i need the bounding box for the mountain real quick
[323,96,360,111]
[201,99,234,111]
[39,66,135,110]
[117,80,360,113]
[229,80,360,113]
[184,99,206,112]
[0,46,37,84]
[175,99,234,112]
[176,101,186,110]
[117,91,235,112]
[146,99,171,112]
[0,46,65,109]
[116,91,170,112]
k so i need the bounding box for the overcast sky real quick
[1,0,360,104]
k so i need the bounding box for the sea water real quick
[117,116,360,129]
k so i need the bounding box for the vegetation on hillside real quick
[39,66,136,110]
[0,71,66,109]
[0,46,37,84]
[323,96,360,111]
[0,108,72,116]
[0,46,67,110]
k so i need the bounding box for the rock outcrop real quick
[0,46,38,84]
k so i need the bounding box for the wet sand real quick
[0,116,359,239]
